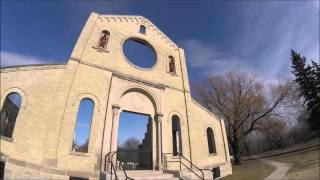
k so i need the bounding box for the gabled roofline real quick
[191,98,220,120]
[0,63,66,69]
[0,63,66,72]
[97,14,179,50]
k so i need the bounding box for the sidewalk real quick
[261,159,292,180]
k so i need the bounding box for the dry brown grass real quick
[270,147,320,180]
[222,143,319,180]
[221,160,276,180]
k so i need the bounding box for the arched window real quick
[168,56,176,74]
[0,92,22,138]
[172,115,182,156]
[98,30,110,49]
[206,127,217,154]
[139,25,146,34]
[72,98,95,153]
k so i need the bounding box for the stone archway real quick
[119,90,155,116]
[109,88,163,170]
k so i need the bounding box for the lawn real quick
[270,147,320,180]
[221,160,276,180]
[222,143,319,180]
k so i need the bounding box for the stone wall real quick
[0,64,66,165]
[188,100,231,168]
[0,12,232,179]
[1,155,100,179]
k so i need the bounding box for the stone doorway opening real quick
[117,111,153,170]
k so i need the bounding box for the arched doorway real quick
[109,88,162,170]
[117,111,153,170]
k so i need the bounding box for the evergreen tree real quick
[290,49,320,131]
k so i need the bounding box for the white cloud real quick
[182,36,316,86]
[182,39,223,68]
[183,40,263,86]
[182,1,319,86]
[0,51,54,67]
[315,1,320,10]
[182,39,254,75]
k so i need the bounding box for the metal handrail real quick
[104,151,134,180]
[162,153,204,180]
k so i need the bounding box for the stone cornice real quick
[97,15,179,50]
[0,64,66,73]
[70,57,190,94]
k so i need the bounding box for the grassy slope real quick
[222,140,319,180]
[221,160,276,180]
[270,147,320,180]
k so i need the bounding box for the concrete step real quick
[104,170,179,180]
[122,170,178,180]
[180,168,214,180]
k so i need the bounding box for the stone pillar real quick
[109,105,121,169]
[110,105,121,152]
[155,113,163,170]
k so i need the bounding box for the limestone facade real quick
[0,12,232,179]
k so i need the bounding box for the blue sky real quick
[124,39,157,68]
[74,99,95,146]
[1,0,319,87]
[7,92,22,108]
[118,112,149,146]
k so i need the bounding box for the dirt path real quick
[261,159,292,180]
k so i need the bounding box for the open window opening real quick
[98,30,110,50]
[172,115,182,156]
[0,92,22,138]
[72,98,94,153]
[206,127,217,154]
[139,25,146,34]
[168,56,176,74]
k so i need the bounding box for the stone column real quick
[110,105,121,152]
[109,105,121,170]
[155,113,163,170]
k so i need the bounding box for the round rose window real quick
[123,38,156,69]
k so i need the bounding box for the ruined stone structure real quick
[0,12,232,179]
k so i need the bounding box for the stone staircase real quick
[179,168,213,180]
[101,170,180,180]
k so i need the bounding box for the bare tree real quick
[195,72,293,164]
[259,117,288,150]
[118,137,141,163]
[120,137,140,150]
[73,138,89,153]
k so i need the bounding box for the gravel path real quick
[261,159,292,180]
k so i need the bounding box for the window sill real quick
[69,151,90,157]
[209,153,217,156]
[168,72,178,76]
[0,135,13,142]
[172,155,180,159]
[92,46,109,53]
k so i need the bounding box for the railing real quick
[104,151,134,180]
[162,153,205,180]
